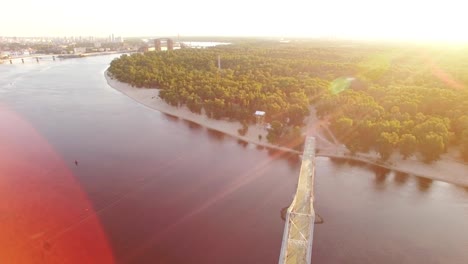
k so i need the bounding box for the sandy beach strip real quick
[104,70,299,154]
[104,70,468,187]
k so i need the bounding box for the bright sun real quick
[283,0,468,42]
[1,0,467,42]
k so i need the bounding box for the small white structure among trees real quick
[254,111,265,125]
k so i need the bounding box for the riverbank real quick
[105,70,300,154]
[104,70,468,187]
[59,50,135,59]
[319,149,468,187]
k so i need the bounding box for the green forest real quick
[108,41,468,162]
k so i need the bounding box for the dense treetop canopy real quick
[108,41,468,161]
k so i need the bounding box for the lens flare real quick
[0,106,115,264]
[330,77,354,95]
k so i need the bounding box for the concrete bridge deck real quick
[279,137,316,264]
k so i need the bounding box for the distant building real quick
[154,38,174,51]
[154,39,161,51]
[73,47,86,54]
[167,39,174,50]
[1,51,11,59]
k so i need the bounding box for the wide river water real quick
[1,55,467,264]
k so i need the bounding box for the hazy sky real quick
[2,0,467,42]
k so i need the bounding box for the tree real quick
[376,132,399,161]
[414,117,450,148]
[108,42,468,156]
[453,115,468,139]
[288,104,308,126]
[419,132,445,163]
[399,134,417,159]
[267,121,284,143]
[355,120,377,152]
[461,130,468,161]
[186,94,203,114]
[237,121,248,136]
[331,117,353,140]
[290,126,305,150]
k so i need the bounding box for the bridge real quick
[279,136,316,264]
[1,55,56,64]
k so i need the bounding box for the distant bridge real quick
[279,137,316,264]
[1,55,57,64]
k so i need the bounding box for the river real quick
[1,55,467,264]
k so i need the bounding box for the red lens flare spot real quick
[0,106,115,264]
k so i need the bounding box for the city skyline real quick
[2,0,468,42]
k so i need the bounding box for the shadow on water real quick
[206,128,225,141]
[394,171,410,186]
[267,147,281,157]
[280,206,288,221]
[348,158,367,167]
[264,148,301,168]
[374,166,390,178]
[315,213,324,224]
[374,173,387,185]
[256,145,265,151]
[237,139,248,148]
[286,154,300,169]
[373,166,390,190]
[416,177,433,192]
[329,157,347,165]
[267,148,292,160]
[162,113,179,122]
[329,156,370,169]
[183,119,202,131]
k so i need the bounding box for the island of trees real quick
[108,41,468,162]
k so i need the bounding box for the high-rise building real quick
[167,39,174,50]
[154,39,162,51]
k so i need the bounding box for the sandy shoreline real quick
[104,70,300,154]
[104,70,468,187]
